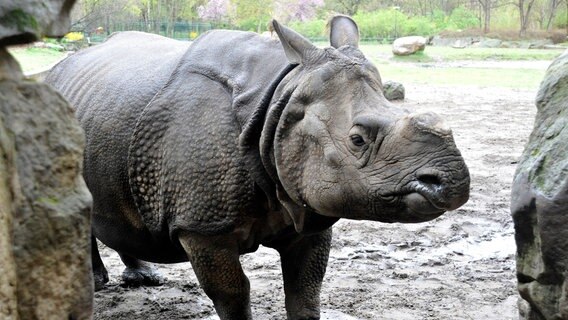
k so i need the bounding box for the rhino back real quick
[47,31,189,138]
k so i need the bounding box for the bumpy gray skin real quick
[46,16,470,320]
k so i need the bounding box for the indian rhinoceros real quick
[46,16,470,320]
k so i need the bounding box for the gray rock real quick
[0,0,94,318]
[392,36,427,56]
[431,36,481,48]
[0,101,17,320]
[478,38,502,48]
[499,41,522,49]
[0,71,93,320]
[512,49,568,320]
[0,0,75,46]
[529,39,554,49]
[383,80,405,101]
[451,39,468,49]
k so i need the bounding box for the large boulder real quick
[512,49,568,320]
[0,0,93,319]
[392,36,427,56]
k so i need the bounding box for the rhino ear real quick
[271,19,319,65]
[329,15,359,49]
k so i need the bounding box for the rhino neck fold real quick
[256,67,339,234]
[237,64,298,211]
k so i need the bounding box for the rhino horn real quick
[271,19,320,65]
[329,15,359,49]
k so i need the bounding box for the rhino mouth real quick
[406,180,449,211]
[376,182,448,222]
[403,192,445,218]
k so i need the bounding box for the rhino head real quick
[260,16,470,232]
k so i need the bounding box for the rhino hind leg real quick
[118,253,164,287]
[178,232,252,320]
[91,235,109,291]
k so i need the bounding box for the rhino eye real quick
[350,134,366,147]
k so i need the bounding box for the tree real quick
[71,0,141,35]
[232,0,273,32]
[476,0,506,33]
[325,0,368,16]
[516,0,536,37]
[544,0,563,30]
[198,0,233,21]
[274,0,324,22]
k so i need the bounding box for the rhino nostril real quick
[417,173,442,187]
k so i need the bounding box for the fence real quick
[76,20,402,46]
[81,20,238,43]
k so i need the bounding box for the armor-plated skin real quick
[46,16,470,320]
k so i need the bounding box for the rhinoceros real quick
[46,16,470,320]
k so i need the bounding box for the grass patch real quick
[390,50,434,63]
[8,46,66,73]
[354,43,556,89]
[374,63,546,89]
[359,44,563,61]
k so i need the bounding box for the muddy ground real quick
[93,65,542,319]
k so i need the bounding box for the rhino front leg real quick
[277,229,332,320]
[178,232,252,320]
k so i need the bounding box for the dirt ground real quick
[93,65,541,319]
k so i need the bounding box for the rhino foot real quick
[93,266,109,291]
[121,266,164,287]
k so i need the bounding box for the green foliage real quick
[447,6,479,30]
[554,8,568,29]
[288,19,327,38]
[236,17,269,32]
[429,9,448,30]
[232,0,272,32]
[402,15,436,36]
[491,6,520,30]
[354,9,438,40]
[354,10,403,39]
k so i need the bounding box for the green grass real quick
[353,44,558,89]
[374,63,546,89]
[359,44,564,61]
[8,47,66,73]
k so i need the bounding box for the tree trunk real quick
[518,0,536,38]
[484,3,491,33]
[478,0,492,34]
[545,0,560,31]
[156,0,162,34]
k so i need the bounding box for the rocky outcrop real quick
[392,36,427,56]
[0,0,75,46]
[0,0,93,319]
[512,49,568,320]
[383,80,405,101]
